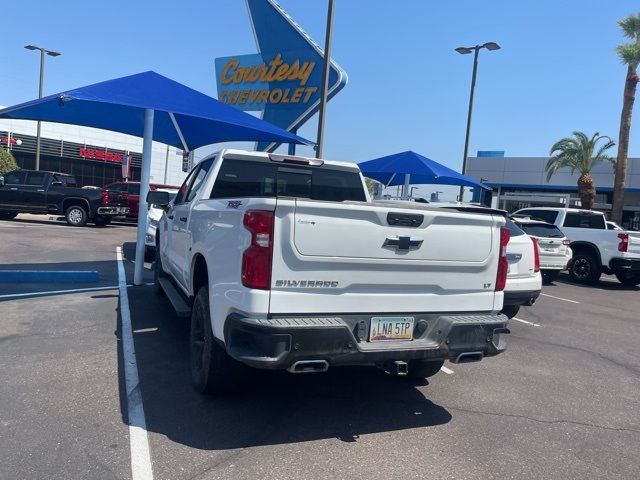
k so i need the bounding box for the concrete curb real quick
[0,270,100,283]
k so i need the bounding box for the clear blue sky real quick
[1,1,638,199]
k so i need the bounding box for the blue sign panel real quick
[215,0,347,151]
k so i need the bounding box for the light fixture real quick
[455,47,472,55]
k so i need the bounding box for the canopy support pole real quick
[134,108,155,286]
[168,112,189,153]
[401,173,411,199]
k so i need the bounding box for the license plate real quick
[369,317,414,342]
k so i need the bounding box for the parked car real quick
[511,216,572,284]
[514,207,640,286]
[148,149,512,394]
[501,218,542,319]
[0,169,129,226]
[104,181,180,220]
[144,188,178,259]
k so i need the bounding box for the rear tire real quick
[542,270,561,285]
[0,211,18,220]
[65,205,88,227]
[501,304,520,319]
[406,359,444,379]
[569,254,601,284]
[190,286,248,395]
[615,272,640,287]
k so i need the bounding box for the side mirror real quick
[147,190,170,208]
[0,176,4,187]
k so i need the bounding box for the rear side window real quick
[3,171,25,185]
[210,159,366,202]
[505,218,526,237]
[518,223,564,238]
[26,172,47,186]
[518,209,559,224]
[563,212,606,229]
[54,175,77,187]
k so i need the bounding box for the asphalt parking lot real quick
[1,214,640,480]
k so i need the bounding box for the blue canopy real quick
[359,150,490,190]
[0,71,311,149]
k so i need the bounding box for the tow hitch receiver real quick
[378,360,409,376]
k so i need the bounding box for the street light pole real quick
[25,45,61,171]
[455,42,500,202]
[315,0,335,159]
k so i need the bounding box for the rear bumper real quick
[609,257,640,273]
[504,289,541,306]
[97,206,129,216]
[224,312,509,370]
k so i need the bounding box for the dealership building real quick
[466,151,640,230]
[1,116,190,188]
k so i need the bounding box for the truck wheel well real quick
[570,242,601,265]
[62,198,90,215]
[192,254,208,297]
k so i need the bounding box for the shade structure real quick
[359,150,490,190]
[0,71,312,285]
[0,71,312,149]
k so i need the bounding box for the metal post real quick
[134,108,155,286]
[315,0,335,159]
[402,173,411,199]
[35,49,45,171]
[288,129,297,156]
[459,47,480,202]
[163,144,170,184]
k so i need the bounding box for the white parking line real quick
[116,246,154,480]
[440,366,454,375]
[0,283,155,301]
[511,317,541,327]
[540,293,580,304]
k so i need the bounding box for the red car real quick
[104,181,180,220]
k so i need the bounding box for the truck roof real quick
[206,148,361,172]
[15,169,71,177]
[518,206,605,215]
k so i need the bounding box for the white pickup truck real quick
[148,149,511,394]
[514,207,640,286]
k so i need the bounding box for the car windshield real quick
[518,222,564,238]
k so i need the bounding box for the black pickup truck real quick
[0,169,129,226]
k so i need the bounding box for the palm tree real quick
[546,132,615,210]
[611,13,640,224]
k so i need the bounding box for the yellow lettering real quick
[287,60,300,81]
[280,88,291,103]
[266,54,284,81]
[269,88,283,103]
[258,89,269,103]
[219,91,229,103]
[291,87,304,103]
[229,90,239,104]
[221,60,238,85]
[298,62,315,86]
[249,90,261,103]
[274,64,289,81]
[238,90,249,104]
[303,87,317,102]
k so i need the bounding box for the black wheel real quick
[0,211,18,220]
[569,254,601,284]
[153,243,166,296]
[542,270,561,285]
[501,304,520,319]
[615,272,640,287]
[190,286,249,394]
[406,359,444,380]
[65,205,88,227]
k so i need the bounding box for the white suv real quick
[512,217,572,284]
[502,218,542,318]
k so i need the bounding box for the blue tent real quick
[359,150,489,190]
[0,71,312,284]
[0,71,311,149]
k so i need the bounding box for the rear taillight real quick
[531,237,540,272]
[495,226,510,291]
[563,239,571,246]
[242,210,275,289]
[102,190,109,205]
[618,233,629,253]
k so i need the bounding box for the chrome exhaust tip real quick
[453,352,484,364]
[287,360,329,374]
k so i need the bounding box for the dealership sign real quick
[215,0,347,151]
[79,147,123,163]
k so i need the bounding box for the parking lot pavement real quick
[1,220,639,479]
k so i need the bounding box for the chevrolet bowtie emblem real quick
[383,236,423,251]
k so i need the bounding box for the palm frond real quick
[617,43,640,68]
[546,131,615,181]
[618,13,640,40]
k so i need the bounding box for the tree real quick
[611,13,640,224]
[546,132,615,210]
[0,148,19,175]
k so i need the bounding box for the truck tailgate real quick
[270,199,504,314]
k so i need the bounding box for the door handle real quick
[10,188,17,191]
[167,214,174,220]
[37,189,45,192]
[179,217,188,222]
